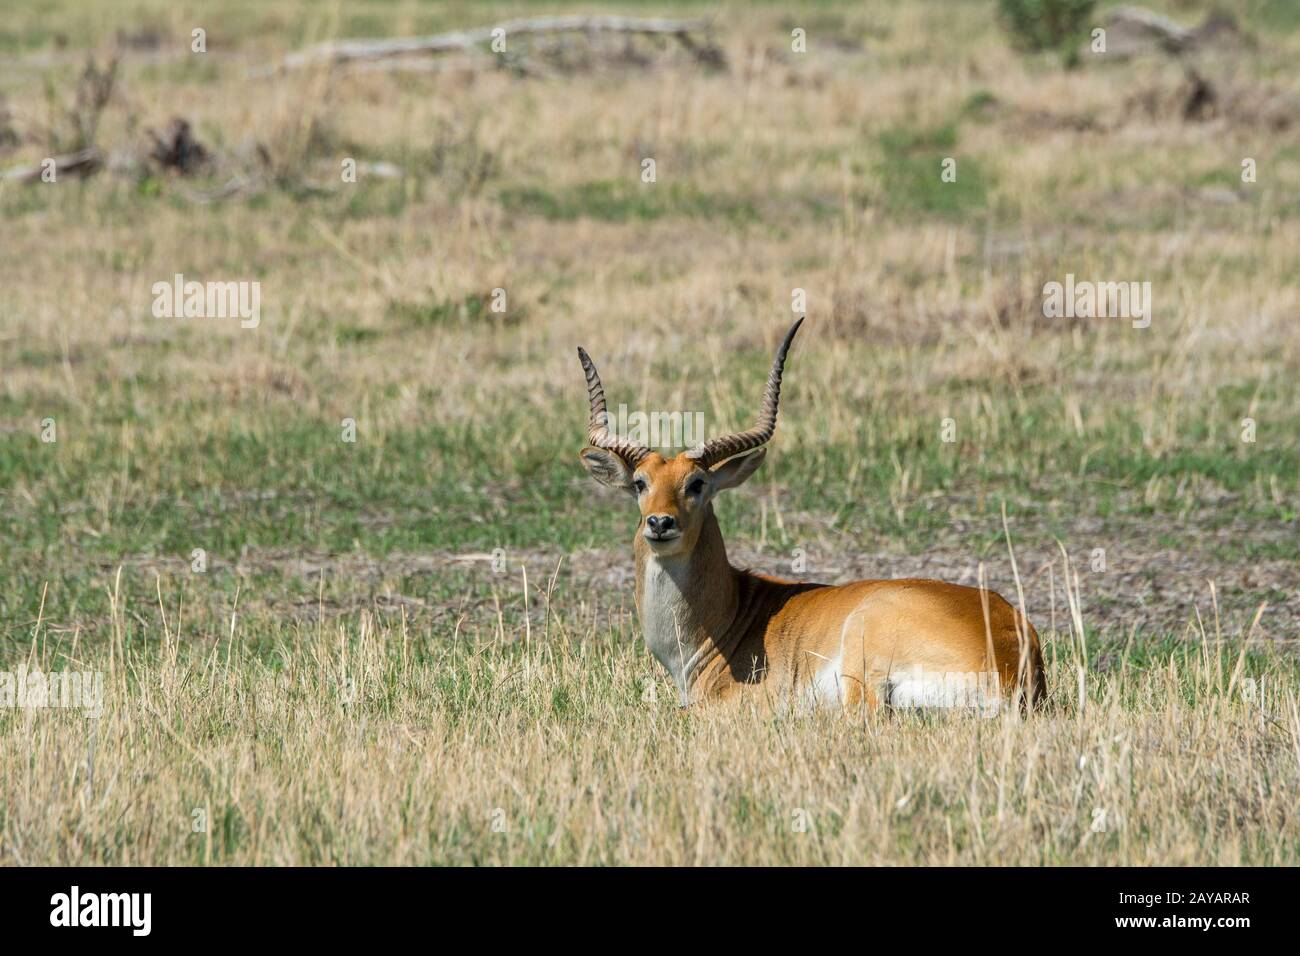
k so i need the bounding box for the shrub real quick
[997,0,1096,52]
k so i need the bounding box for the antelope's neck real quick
[633,507,740,704]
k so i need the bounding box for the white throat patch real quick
[640,554,701,702]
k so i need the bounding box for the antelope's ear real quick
[580,447,635,492]
[710,448,766,491]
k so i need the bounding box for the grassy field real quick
[1,0,1299,865]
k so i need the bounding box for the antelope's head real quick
[576,319,802,556]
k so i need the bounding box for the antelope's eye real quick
[687,477,706,496]
[633,477,647,494]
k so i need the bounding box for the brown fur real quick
[586,450,1046,710]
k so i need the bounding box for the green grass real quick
[499,179,760,224]
[4,346,1297,639]
[873,121,993,218]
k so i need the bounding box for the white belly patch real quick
[886,665,1002,716]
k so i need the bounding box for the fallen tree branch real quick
[1,147,102,183]
[174,173,262,204]
[1107,6,1196,53]
[277,15,721,71]
[1098,6,1244,58]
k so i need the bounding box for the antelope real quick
[576,319,1045,712]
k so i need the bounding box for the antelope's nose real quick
[646,514,675,535]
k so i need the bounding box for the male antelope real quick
[577,319,1045,711]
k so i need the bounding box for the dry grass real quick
[2,0,1299,865]
[7,581,1298,865]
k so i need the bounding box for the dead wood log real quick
[278,15,722,71]
[1,147,102,183]
[1096,6,1245,59]
[175,174,261,204]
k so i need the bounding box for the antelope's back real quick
[769,576,1046,704]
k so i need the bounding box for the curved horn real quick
[687,318,803,469]
[577,346,653,468]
